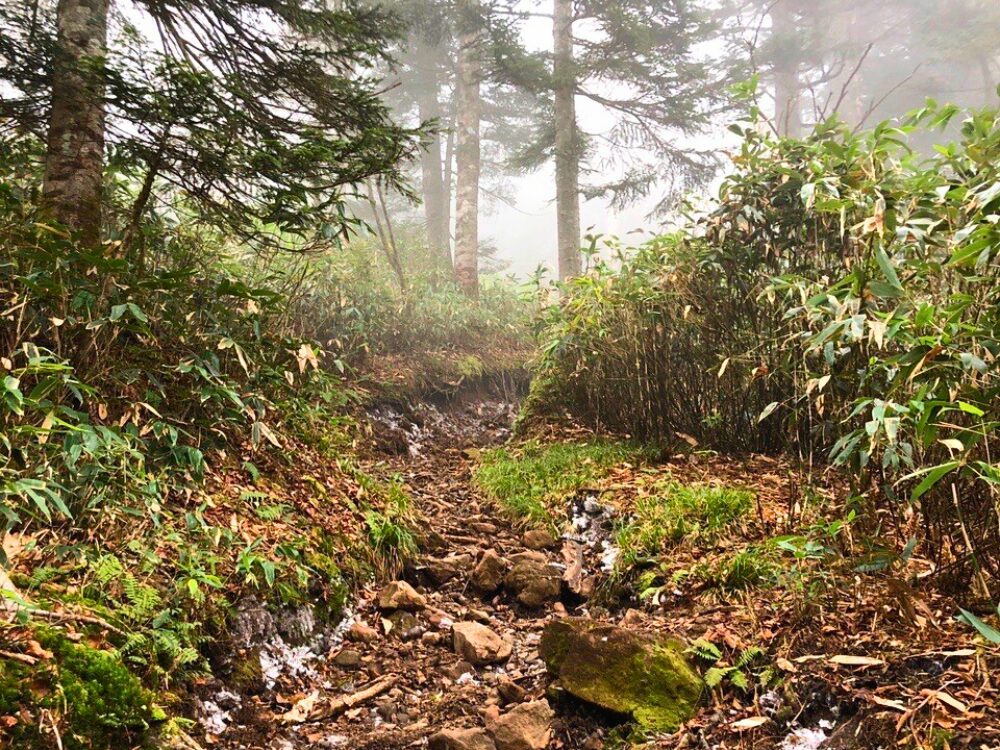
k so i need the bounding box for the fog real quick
[383,0,1000,278]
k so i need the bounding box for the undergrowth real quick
[474,439,647,525]
[614,482,754,570]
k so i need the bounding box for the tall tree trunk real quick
[772,0,800,138]
[418,85,451,272]
[553,0,582,279]
[454,2,482,298]
[43,0,109,246]
[443,105,456,254]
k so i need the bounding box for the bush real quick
[529,102,1000,591]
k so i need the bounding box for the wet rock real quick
[539,618,702,732]
[471,551,508,594]
[453,622,513,666]
[504,561,561,609]
[429,728,497,750]
[497,676,528,706]
[486,700,553,750]
[346,622,379,643]
[378,581,427,611]
[522,529,557,551]
[333,649,362,668]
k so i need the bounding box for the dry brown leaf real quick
[281,690,321,724]
[870,695,908,712]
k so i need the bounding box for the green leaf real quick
[958,608,1000,644]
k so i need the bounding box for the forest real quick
[0,1,999,748]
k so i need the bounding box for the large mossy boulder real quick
[539,618,702,732]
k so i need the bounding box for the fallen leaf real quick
[730,716,769,731]
[282,690,321,724]
[829,654,885,667]
[775,657,798,673]
[870,695,908,712]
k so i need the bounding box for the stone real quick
[539,618,702,732]
[441,659,475,680]
[471,551,508,594]
[333,649,362,668]
[509,551,547,565]
[497,676,528,706]
[429,728,497,750]
[387,610,419,636]
[453,622,513,666]
[504,561,562,609]
[486,700,553,750]
[378,581,427,611]
[424,554,474,585]
[346,621,379,643]
[522,529,557,551]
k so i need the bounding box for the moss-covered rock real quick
[0,626,163,749]
[539,618,702,732]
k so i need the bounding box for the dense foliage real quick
[529,101,1000,589]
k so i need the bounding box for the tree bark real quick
[43,0,109,246]
[454,2,482,298]
[553,0,582,279]
[418,84,452,272]
[772,0,800,138]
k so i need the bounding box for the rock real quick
[378,581,427,611]
[387,610,419,635]
[442,659,475,680]
[497,676,528,706]
[522,529,557,551]
[453,622,513,666]
[486,700,553,750]
[429,728,497,750]
[227,648,265,694]
[333,649,362,668]
[424,554,474,585]
[504,561,562,609]
[561,541,586,596]
[346,621,379,643]
[539,618,702,732]
[471,551,508,594]
[509,551,548,565]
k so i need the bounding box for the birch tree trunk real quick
[454,2,482,298]
[772,0,800,138]
[553,0,582,279]
[43,0,109,247]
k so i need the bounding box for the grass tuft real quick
[475,439,646,525]
[615,482,754,570]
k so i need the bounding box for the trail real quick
[213,384,611,750]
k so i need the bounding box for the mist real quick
[378,0,1000,279]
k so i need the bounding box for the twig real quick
[313,674,398,722]
[1,602,128,637]
[0,649,37,665]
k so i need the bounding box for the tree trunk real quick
[43,0,109,246]
[418,85,452,272]
[553,0,582,279]
[454,2,482,298]
[772,0,800,138]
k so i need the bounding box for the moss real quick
[540,618,702,733]
[0,626,162,750]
